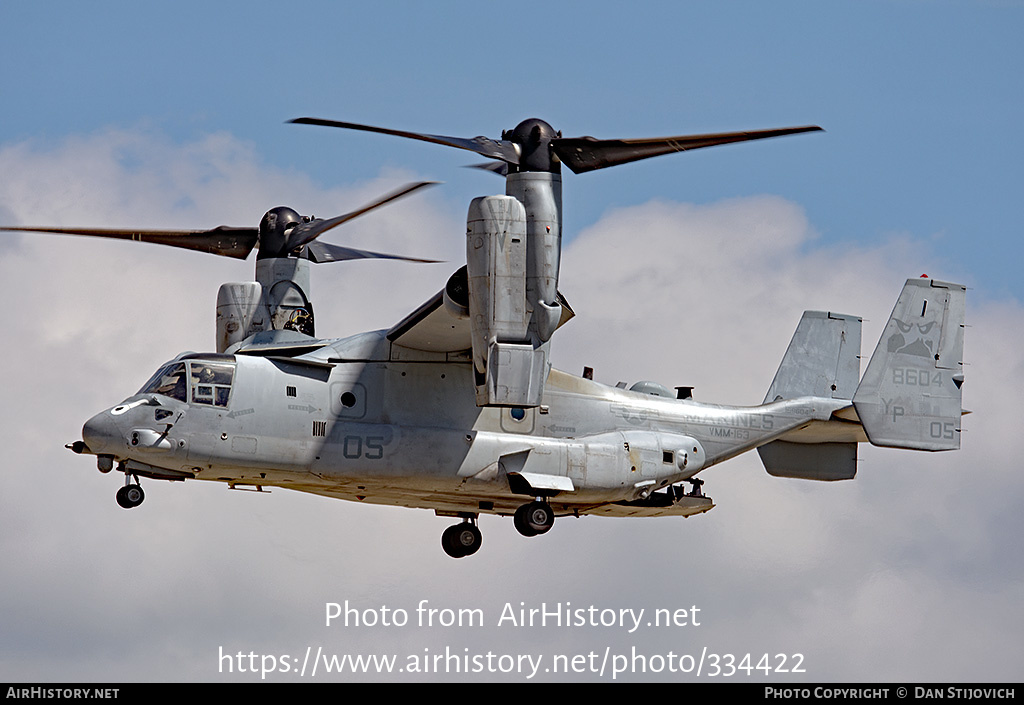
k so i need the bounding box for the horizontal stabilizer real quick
[853,277,966,451]
[758,441,857,481]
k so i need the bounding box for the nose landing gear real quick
[115,475,145,509]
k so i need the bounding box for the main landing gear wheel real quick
[116,481,145,509]
[441,521,482,559]
[513,501,554,537]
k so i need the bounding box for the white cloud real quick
[1,129,1020,682]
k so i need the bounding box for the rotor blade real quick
[285,181,439,252]
[305,240,441,265]
[552,125,824,174]
[466,161,509,177]
[289,117,521,166]
[0,225,259,259]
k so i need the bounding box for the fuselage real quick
[81,329,848,518]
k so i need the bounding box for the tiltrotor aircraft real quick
[4,117,967,558]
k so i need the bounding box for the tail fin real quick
[759,310,862,481]
[763,310,862,403]
[852,277,966,451]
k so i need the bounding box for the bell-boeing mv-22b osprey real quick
[5,117,967,558]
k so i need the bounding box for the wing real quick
[386,290,473,353]
[386,283,575,354]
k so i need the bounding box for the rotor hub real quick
[505,118,560,173]
[258,206,303,259]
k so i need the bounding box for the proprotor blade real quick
[552,125,824,174]
[289,117,521,165]
[0,225,259,259]
[285,181,439,252]
[467,161,509,177]
[306,241,441,264]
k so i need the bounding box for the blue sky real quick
[1,0,1022,684]
[3,1,1021,298]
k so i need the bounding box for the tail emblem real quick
[887,318,938,358]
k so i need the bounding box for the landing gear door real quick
[567,442,586,487]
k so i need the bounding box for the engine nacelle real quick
[466,196,547,407]
[215,256,315,353]
[506,171,563,343]
[216,282,266,353]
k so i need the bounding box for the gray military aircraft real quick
[4,118,966,558]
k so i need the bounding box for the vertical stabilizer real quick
[853,277,966,451]
[764,311,862,403]
[760,310,862,481]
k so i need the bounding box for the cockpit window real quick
[139,358,235,406]
[190,361,234,407]
[140,363,188,402]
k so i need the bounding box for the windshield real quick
[140,363,188,402]
[139,358,235,407]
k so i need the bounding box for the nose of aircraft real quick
[82,410,122,456]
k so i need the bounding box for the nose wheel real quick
[115,476,145,509]
[513,500,554,537]
[441,518,482,558]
